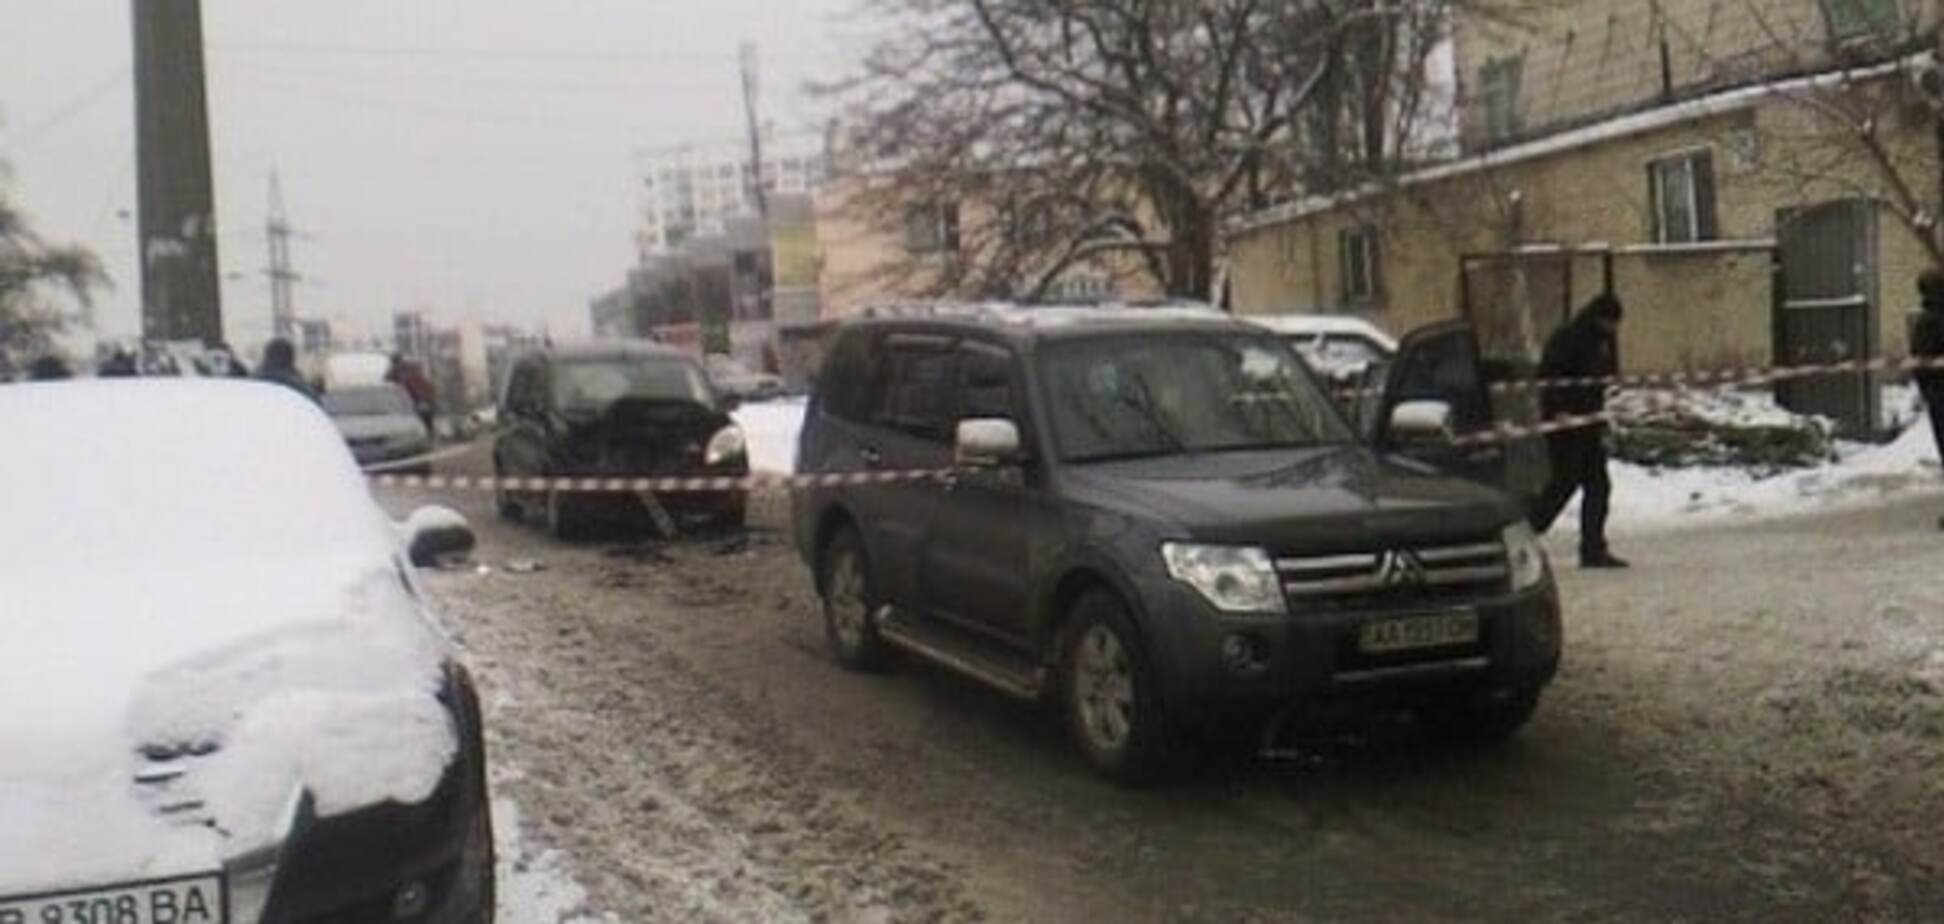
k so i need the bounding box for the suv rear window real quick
[819,330,879,423]
[871,335,957,442]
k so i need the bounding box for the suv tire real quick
[493,459,521,522]
[819,528,892,671]
[545,487,583,541]
[1419,688,1542,745]
[1062,590,1181,785]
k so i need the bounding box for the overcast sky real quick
[0,0,855,348]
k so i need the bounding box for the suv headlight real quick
[1502,522,1549,592]
[1161,543,1285,615]
[705,425,747,466]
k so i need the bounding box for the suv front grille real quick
[1277,541,1509,610]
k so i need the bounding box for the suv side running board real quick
[875,608,1046,701]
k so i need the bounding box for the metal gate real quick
[1775,200,1879,435]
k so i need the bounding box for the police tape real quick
[1336,352,1944,400]
[369,468,961,493]
[1489,352,1944,395]
[360,440,499,473]
[1448,412,1614,448]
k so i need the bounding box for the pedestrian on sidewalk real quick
[1914,270,1944,530]
[1529,293,1630,569]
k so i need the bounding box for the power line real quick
[217,60,756,101]
[208,39,845,66]
[2,69,131,149]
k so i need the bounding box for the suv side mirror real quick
[955,418,1022,468]
[1389,400,1455,445]
[404,506,476,567]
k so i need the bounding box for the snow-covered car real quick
[703,353,785,403]
[1244,313,1399,385]
[323,383,435,473]
[1,380,494,923]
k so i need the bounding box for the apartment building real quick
[636,135,827,259]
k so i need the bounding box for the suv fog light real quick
[1222,633,1268,675]
[393,880,430,919]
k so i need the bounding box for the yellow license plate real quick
[1358,611,1479,654]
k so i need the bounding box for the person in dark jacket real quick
[98,348,139,378]
[1914,270,1944,530]
[27,355,73,381]
[257,338,317,401]
[1529,293,1629,568]
[386,353,438,433]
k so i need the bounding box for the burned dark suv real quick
[495,342,748,537]
[793,304,1560,783]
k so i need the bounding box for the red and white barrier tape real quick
[1339,353,1944,400]
[1490,353,1944,395]
[360,440,496,473]
[1449,413,1614,448]
[370,468,959,494]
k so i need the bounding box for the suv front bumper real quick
[1131,577,1562,728]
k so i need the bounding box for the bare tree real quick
[0,173,107,374]
[820,0,1481,302]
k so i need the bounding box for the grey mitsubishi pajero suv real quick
[793,303,1559,783]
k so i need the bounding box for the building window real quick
[1648,150,1719,244]
[903,203,961,254]
[1819,0,1902,42]
[1478,57,1524,144]
[1339,226,1381,303]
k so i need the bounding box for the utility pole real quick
[739,42,769,219]
[265,172,300,342]
[132,0,224,345]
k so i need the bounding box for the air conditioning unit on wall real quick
[1906,57,1944,114]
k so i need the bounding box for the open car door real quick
[1368,321,1550,510]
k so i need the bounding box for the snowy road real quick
[380,445,1944,922]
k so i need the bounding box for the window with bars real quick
[1819,0,1903,42]
[1648,150,1719,244]
[1339,226,1381,303]
[903,203,962,254]
[1478,57,1524,144]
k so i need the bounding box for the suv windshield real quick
[322,386,413,417]
[1044,333,1353,462]
[552,358,714,414]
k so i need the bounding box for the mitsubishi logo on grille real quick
[1375,550,1429,589]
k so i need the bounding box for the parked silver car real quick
[323,384,434,473]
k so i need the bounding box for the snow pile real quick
[734,397,807,474]
[1553,420,1941,538]
[1610,387,1834,474]
[494,796,620,923]
[1883,383,1923,431]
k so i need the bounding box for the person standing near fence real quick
[1529,294,1630,569]
[1914,271,1944,530]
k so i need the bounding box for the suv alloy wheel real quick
[820,528,892,670]
[1062,590,1180,784]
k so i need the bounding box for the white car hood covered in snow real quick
[0,381,456,895]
